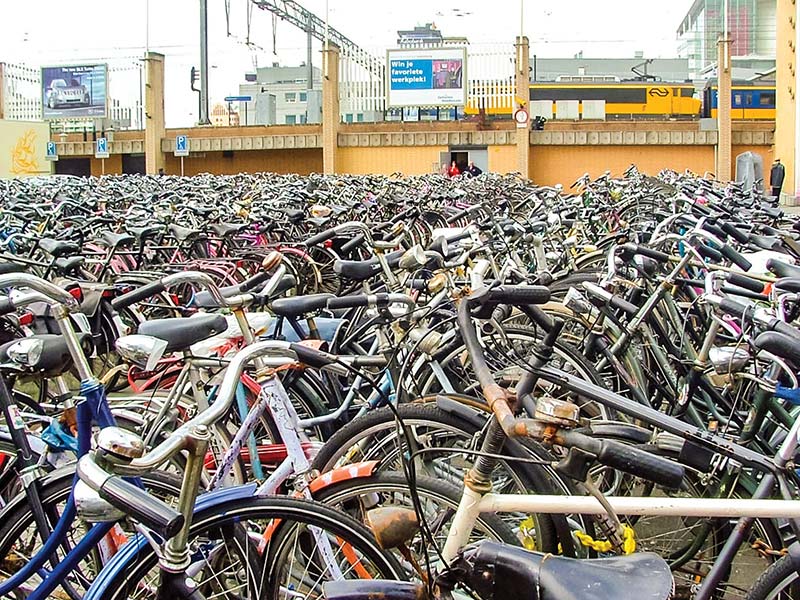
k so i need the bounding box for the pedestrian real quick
[440,163,449,176]
[466,161,482,177]
[770,158,785,198]
[448,160,461,177]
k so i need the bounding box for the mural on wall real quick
[0,120,50,178]
[10,129,41,175]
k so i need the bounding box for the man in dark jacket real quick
[771,158,786,198]
[466,161,482,177]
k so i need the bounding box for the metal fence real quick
[1,59,144,130]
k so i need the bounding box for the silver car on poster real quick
[45,78,90,109]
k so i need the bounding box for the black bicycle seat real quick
[101,231,135,248]
[333,251,404,282]
[271,293,333,318]
[464,541,673,600]
[138,314,227,353]
[38,238,79,258]
[755,331,800,369]
[767,258,800,279]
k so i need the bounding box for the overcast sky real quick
[1,0,699,126]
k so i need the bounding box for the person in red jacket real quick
[448,160,460,177]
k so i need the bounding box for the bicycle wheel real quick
[314,471,517,575]
[311,401,583,555]
[746,554,800,600]
[0,470,182,597]
[87,496,404,600]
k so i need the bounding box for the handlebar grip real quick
[721,222,751,245]
[327,295,370,310]
[769,320,800,341]
[340,235,366,254]
[697,244,723,262]
[596,438,685,490]
[485,285,551,306]
[305,228,337,247]
[701,221,727,240]
[726,272,765,294]
[289,343,336,369]
[111,280,167,311]
[239,270,272,293]
[0,297,16,316]
[620,243,671,264]
[99,476,184,539]
[720,244,753,272]
[718,297,752,318]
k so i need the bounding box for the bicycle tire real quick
[86,495,405,600]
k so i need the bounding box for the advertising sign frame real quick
[386,47,467,108]
[41,64,108,120]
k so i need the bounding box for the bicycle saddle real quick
[127,224,164,241]
[209,222,247,238]
[100,231,135,248]
[333,251,404,282]
[53,256,85,277]
[169,223,204,243]
[38,238,80,258]
[271,293,333,318]
[461,541,673,600]
[755,331,800,369]
[767,258,800,279]
[0,261,27,275]
[138,314,228,353]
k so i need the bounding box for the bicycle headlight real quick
[116,334,168,372]
[7,338,44,368]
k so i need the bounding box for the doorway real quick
[440,147,489,174]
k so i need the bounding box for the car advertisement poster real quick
[386,48,466,108]
[41,64,107,120]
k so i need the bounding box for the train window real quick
[760,92,775,106]
[745,94,753,106]
[734,94,742,106]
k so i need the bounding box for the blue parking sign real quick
[175,135,189,157]
[95,137,109,158]
[46,141,58,161]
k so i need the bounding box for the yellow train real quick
[465,81,776,120]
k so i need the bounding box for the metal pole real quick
[181,156,185,176]
[307,13,313,90]
[198,0,211,125]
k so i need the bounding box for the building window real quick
[286,114,297,124]
[345,113,354,123]
[285,93,296,103]
[300,114,307,124]
[299,92,307,102]
[356,113,364,122]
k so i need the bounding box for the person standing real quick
[771,158,786,198]
[448,160,461,177]
[466,161,482,177]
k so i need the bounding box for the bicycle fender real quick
[84,483,259,600]
[308,461,379,494]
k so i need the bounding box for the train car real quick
[528,82,701,118]
[464,81,701,118]
[703,84,776,120]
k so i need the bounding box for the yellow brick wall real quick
[338,146,447,175]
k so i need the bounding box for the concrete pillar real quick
[515,36,530,178]
[322,43,340,175]
[775,0,796,200]
[144,52,166,175]
[716,36,732,182]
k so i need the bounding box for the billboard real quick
[386,48,466,108]
[41,64,107,120]
[0,120,52,178]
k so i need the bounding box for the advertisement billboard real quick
[386,48,467,108]
[41,64,107,120]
